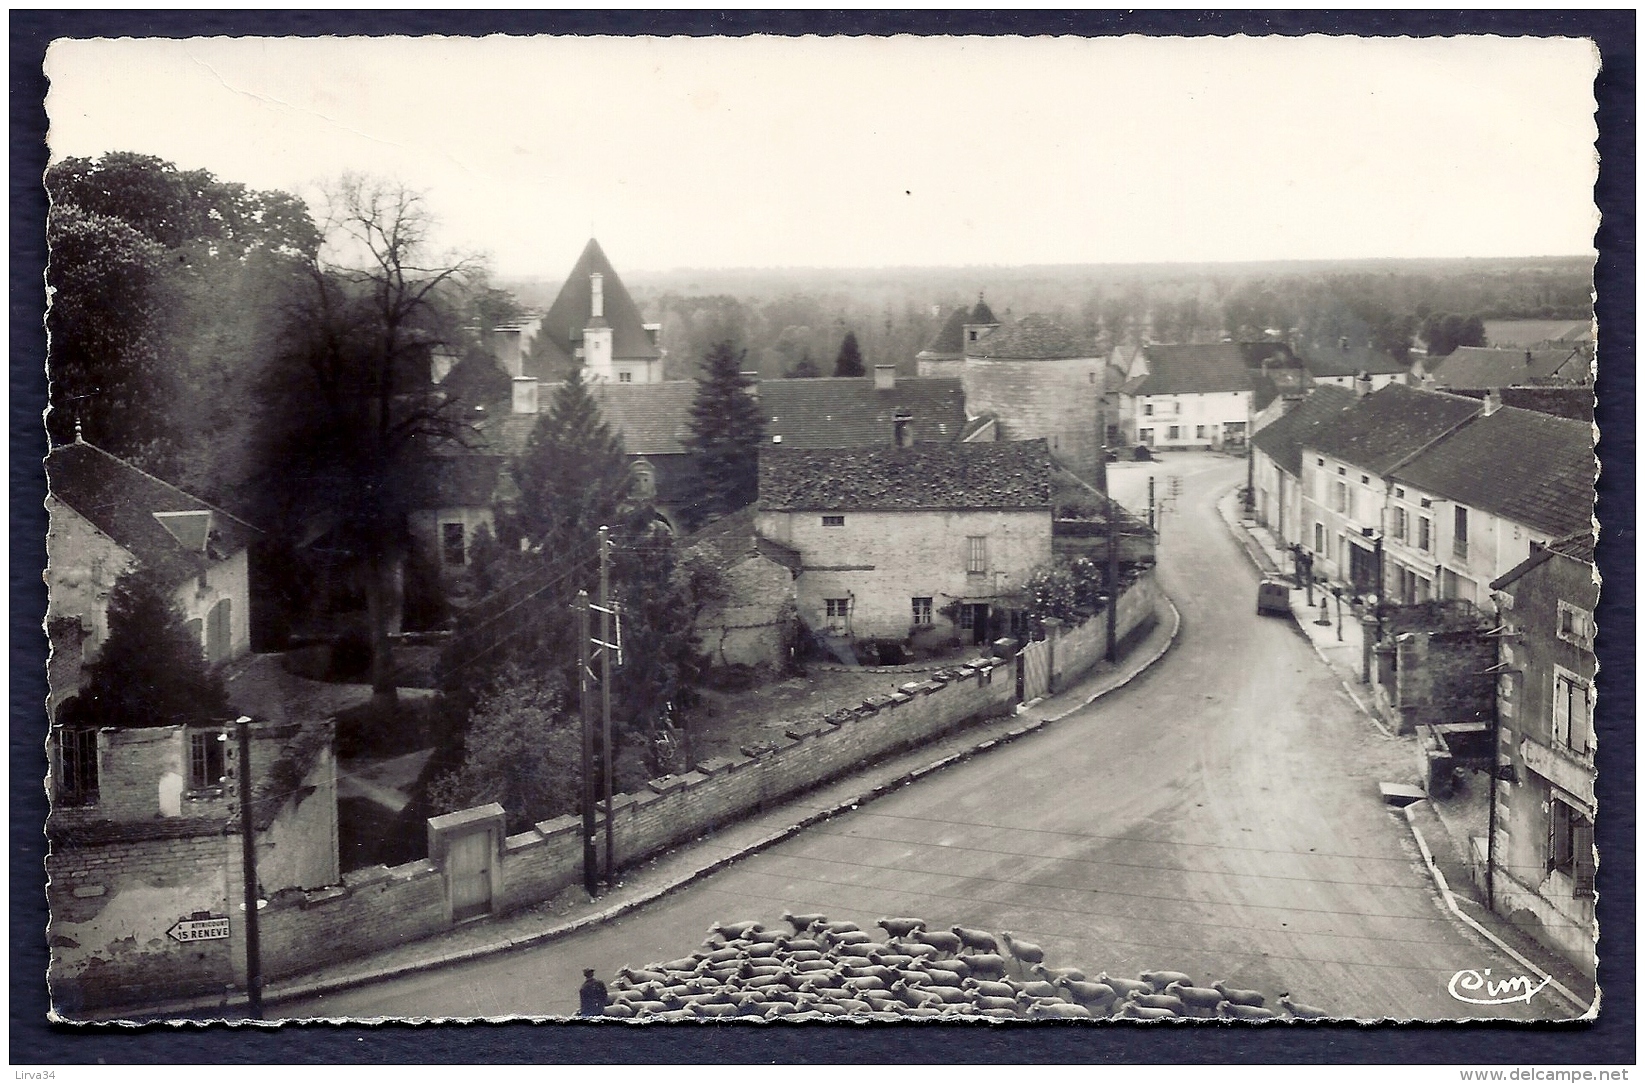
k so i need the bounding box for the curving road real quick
[284,453,1562,1023]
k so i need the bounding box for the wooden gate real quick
[1020,638,1051,702]
[448,828,493,922]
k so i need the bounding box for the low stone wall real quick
[241,572,1161,997]
[253,653,1016,986]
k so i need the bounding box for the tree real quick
[254,175,479,707]
[1420,312,1488,358]
[425,665,582,833]
[785,352,822,379]
[833,330,866,377]
[64,567,228,730]
[686,341,767,521]
[513,366,634,555]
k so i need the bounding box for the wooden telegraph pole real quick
[1099,394,1120,662]
[576,588,596,896]
[234,715,263,1019]
[598,526,615,889]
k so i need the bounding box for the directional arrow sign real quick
[168,916,230,943]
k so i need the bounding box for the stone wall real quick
[961,355,1105,478]
[1390,629,1496,736]
[1042,572,1162,694]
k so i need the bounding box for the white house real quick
[756,439,1053,646]
[526,238,665,385]
[1119,342,1303,451]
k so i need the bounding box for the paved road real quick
[285,454,1562,1022]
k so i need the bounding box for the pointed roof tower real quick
[917,306,970,362]
[970,293,998,326]
[534,239,660,379]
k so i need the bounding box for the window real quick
[959,605,975,630]
[1360,474,1369,484]
[1395,486,1405,499]
[618,371,633,383]
[1392,506,1408,542]
[1142,403,1154,416]
[1453,506,1469,560]
[821,515,845,527]
[55,726,98,806]
[1167,426,1181,440]
[189,729,227,792]
[1418,516,1432,552]
[825,598,850,618]
[1333,481,1348,514]
[207,597,232,665]
[1193,425,1204,439]
[966,536,988,574]
[1552,667,1594,756]
[442,522,466,566]
[1138,428,1154,445]
[1547,794,1595,897]
[1557,601,1595,651]
[1337,466,1346,476]
[1314,522,1325,553]
[911,597,933,627]
[1316,458,1325,467]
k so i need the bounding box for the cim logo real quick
[1448,968,1552,1006]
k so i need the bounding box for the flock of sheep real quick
[600,913,1329,1022]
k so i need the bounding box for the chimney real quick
[512,376,540,415]
[874,364,896,390]
[590,272,604,319]
[1353,371,1373,398]
[1483,388,1502,416]
[893,409,914,448]
[1340,336,1350,353]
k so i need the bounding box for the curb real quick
[257,594,1186,1012]
[1401,802,1592,1019]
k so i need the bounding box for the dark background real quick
[12,9,1634,1065]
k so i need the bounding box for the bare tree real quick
[255,176,481,707]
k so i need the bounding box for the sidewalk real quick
[1215,489,1598,1014]
[209,593,1181,1016]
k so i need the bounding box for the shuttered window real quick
[966,537,987,573]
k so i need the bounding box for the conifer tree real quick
[513,365,634,557]
[686,341,767,520]
[66,566,229,730]
[833,330,866,377]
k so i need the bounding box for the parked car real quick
[1257,577,1292,617]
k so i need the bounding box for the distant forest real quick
[501,255,1594,380]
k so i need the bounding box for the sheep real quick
[922,957,969,980]
[1096,972,1152,997]
[1164,981,1225,1010]
[1027,1001,1093,1020]
[910,966,962,988]
[841,975,887,994]
[658,956,700,973]
[1126,990,1187,1014]
[784,950,824,964]
[891,939,941,960]
[780,938,824,954]
[1007,978,1060,1000]
[951,926,1000,954]
[1279,994,1328,1020]
[602,1002,635,1018]
[818,920,861,935]
[690,1001,740,1019]
[963,977,1017,1000]
[997,931,1045,974]
[1217,1000,1279,1021]
[890,979,944,1009]
[957,953,1009,980]
[974,994,1019,1012]
[877,916,927,939]
[1055,978,1118,1008]
[908,929,963,956]
[1139,969,1193,992]
[713,920,764,939]
[1031,963,1087,984]
[1119,1002,1178,1020]
[782,911,827,933]
[619,967,669,985]
[828,930,872,947]
[1212,981,1265,1008]
[868,951,916,969]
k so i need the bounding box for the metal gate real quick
[1020,638,1051,702]
[448,828,494,922]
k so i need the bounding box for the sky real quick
[44,34,1600,277]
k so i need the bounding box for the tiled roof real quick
[762,377,967,448]
[1132,344,1256,396]
[681,506,802,571]
[968,314,1097,360]
[1250,384,1358,476]
[971,297,998,325]
[1389,405,1596,538]
[1299,341,1412,377]
[1490,530,1597,591]
[1425,346,1590,388]
[46,441,261,589]
[536,238,660,373]
[759,439,1053,512]
[1303,383,1480,475]
[1444,386,1594,424]
[917,307,969,360]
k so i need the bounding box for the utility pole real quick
[234,715,263,1020]
[576,588,596,897]
[1148,475,1155,532]
[598,526,614,889]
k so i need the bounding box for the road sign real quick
[168,916,230,943]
